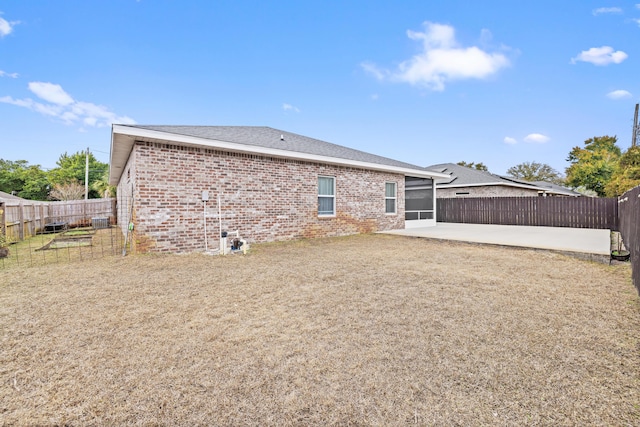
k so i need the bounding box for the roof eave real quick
[109,125,448,184]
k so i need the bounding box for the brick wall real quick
[437,185,541,198]
[119,142,405,253]
[116,148,136,238]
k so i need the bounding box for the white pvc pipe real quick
[203,200,208,251]
[218,195,223,255]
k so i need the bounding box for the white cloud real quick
[524,133,550,143]
[0,81,136,127]
[370,93,379,101]
[636,3,640,9]
[361,62,386,81]
[592,7,623,15]
[503,136,517,145]
[28,82,74,105]
[0,95,62,117]
[607,89,632,99]
[571,46,628,65]
[282,103,300,113]
[633,18,640,26]
[0,15,19,37]
[362,22,510,91]
[0,70,18,78]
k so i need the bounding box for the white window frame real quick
[318,176,336,217]
[385,182,397,214]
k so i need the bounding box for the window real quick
[385,182,397,214]
[318,176,335,216]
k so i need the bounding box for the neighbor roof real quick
[529,181,583,197]
[425,163,581,196]
[0,190,26,201]
[110,125,448,185]
[426,163,512,187]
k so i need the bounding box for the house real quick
[425,163,582,198]
[109,125,448,253]
[0,191,27,202]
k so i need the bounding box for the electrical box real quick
[202,190,209,201]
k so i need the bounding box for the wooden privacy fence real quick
[1,198,117,242]
[437,197,619,230]
[618,186,640,294]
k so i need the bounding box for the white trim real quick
[110,125,449,185]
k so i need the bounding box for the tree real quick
[18,165,50,200]
[48,151,109,199]
[604,145,640,197]
[49,180,86,201]
[0,159,24,194]
[0,159,50,200]
[565,136,621,197]
[91,171,116,198]
[506,161,564,184]
[457,161,488,171]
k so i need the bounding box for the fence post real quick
[18,202,25,241]
[0,201,5,237]
[40,203,45,233]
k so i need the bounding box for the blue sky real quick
[1,1,639,176]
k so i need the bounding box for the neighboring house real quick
[109,125,448,253]
[0,191,27,202]
[425,163,582,198]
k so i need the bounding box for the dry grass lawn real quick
[1,234,639,425]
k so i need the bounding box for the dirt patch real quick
[1,234,639,425]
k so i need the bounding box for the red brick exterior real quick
[117,142,405,253]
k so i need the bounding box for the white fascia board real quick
[436,182,547,191]
[111,125,449,181]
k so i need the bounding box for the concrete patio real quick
[382,222,611,261]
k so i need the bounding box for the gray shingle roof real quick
[425,163,513,186]
[425,163,581,196]
[529,181,583,196]
[0,190,26,201]
[126,125,426,171]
